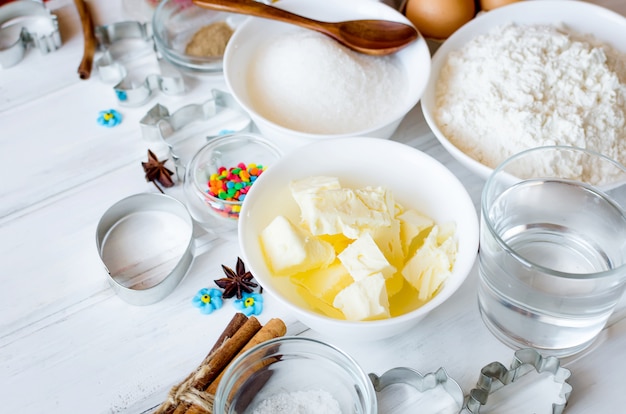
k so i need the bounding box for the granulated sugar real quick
[252,389,342,414]
[247,28,406,134]
[435,23,626,179]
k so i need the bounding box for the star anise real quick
[142,149,174,193]
[214,257,258,299]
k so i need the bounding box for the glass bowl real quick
[152,0,244,74]
[184,133,282,223]
[214,336,377,414]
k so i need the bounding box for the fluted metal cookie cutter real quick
[94,20,185,106]
[462,348,572,414]
[0,0,61,68]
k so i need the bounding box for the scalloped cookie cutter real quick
[0,0,61,68]
[462,348,572,414]
[94,20,185,106]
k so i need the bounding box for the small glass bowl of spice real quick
[152,0,243,73]
[186,133,281,221]
[214,336,377,414]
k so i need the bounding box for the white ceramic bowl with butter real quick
[421,1,626,180]
[238,138,479,341]
[222,0,431,153]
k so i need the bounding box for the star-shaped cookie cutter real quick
[0,0,61,69]
[94,20,185,106]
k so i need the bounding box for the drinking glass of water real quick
[478,146,626,357]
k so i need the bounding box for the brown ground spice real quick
[185,21,234,57]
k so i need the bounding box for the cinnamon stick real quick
[183,318,287,414]
[208,312,248,355]
[74,0,96,79]
[154,313,252,414]
[189,316,262,390]
[157,316,287,414]
[205,318,287,395]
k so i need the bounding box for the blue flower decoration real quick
[115,89,128,102]
[234,292,263,316]
[97,109,122,127]
[192,288,224,314]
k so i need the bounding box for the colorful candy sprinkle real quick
[205,162,267,219]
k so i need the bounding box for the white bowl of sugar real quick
[222,0,431,152]
[421,0,626,180]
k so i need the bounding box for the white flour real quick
[252,389,342,414]
[248,28,405,134]
[435,23,626,180]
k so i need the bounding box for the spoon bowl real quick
[192,0,418,55]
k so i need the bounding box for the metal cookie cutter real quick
[139,89,252,175]
[96,193,218,305]
[94,20,185,106]
[462,348,572,414]
[0,0,61,68]
[369,348,572,414]
[370,367,465,413]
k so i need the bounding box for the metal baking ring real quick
[0,0,61,68]
[96,193,198,305]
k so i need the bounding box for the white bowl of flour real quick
[222,0,431,153]
[421,1,626,179]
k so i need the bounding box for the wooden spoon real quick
[192,0,418,55]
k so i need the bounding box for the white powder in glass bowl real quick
[247,28,406,135]
[252,389,341,414]
[435,23,626,179]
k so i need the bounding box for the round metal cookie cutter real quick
[96,193,216,305]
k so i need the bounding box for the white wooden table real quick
[2,0,625,413]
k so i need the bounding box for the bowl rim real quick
[238,137,479,336]
[213,335,378,412]
[421,0,626,180]
[152,0,234,72]
[222,0,432,139]
[187,132,282,206]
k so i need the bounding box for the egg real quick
[480,0,523,11]
[404,0,475,40]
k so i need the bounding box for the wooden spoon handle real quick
[192,0,330,33]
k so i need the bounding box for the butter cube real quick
[333,273,390,321]
[290,176,342,205]
[260,215,335,276]
[368,218,404,271]
[401,224,457,301]
[338,233,396,282]
[355,186,395,219]
[397,209,434,256]
[295,187,393,239]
